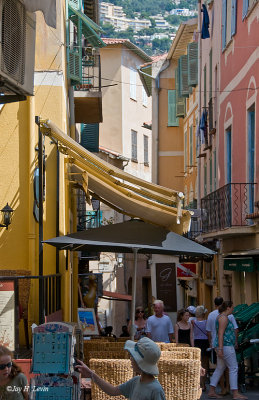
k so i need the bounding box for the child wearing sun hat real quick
[76,337,165,399]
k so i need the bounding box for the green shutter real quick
[175,65,186,118]
[68,0,81,9]
[209,49,212,99]
[188,42,198,87]
[80,123,99,152]
[179,55,189,97]
[168,90,179,127]
[204,162,207,196]
[67,3,82,84]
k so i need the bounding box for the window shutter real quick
[231,0,237,36]
[189,125,193,166]
[168,90,179,127]
[187,42,198,87]
[179,55,189,97]
[68,10,82,83]
[242,0,249,20]
[203,64,207,107]
[80,123,99,152]
[176,97,186,118]
[130,68,136,100]
[175,65,186,118]
[209,49,212,99]
[204,162,207,196]
[222,0,227,50]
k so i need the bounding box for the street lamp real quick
[0,203,14,229]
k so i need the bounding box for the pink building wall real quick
[218,3,258,188]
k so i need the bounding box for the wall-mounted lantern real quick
[0,203,14,229]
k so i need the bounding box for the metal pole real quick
[35,116,45,325]
[130,248,139,340]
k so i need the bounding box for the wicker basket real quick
[158,359,201,400]
[90,359,133,400]
[161,351,193,360]
[161,347,201,360]
[84,342,127,365]
[88,350,129,361]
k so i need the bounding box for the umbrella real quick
[44,219,214,338]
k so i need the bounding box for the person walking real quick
[208,301,247,400]
[175,308,194,346]
[146,300,174,343]
[206,297,239,395]
[193,305,210,391]
[127,306,147,340]
[75,337,166,399]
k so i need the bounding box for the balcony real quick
[74,54,103,123]
[201,183,256,234]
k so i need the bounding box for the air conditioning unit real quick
[0,0,36,97]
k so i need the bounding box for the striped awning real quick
[40,120,191,234]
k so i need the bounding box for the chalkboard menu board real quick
[156,263,177,312]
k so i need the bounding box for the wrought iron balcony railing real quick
[75,54,101,92]
[201,183,256,233]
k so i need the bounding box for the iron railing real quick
[201,183,256,233]
[75,54,101,92]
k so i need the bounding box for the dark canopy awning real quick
[44,219,214,257]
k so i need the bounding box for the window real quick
[184,131,187,171]
[204,162,207,196]
[243,0,258,20]
[247,105,255,213]
[209,156,213,193]
[144,135,149,165]
[226,128,232,184]
[214,150,217,190]
[209,49,212,100]
[131,130,137,161]
[168,90,179,126]
[189,125,193,166]
[142,86,147,107]
[222,0,237,50]
[130,68,137,100]
[203,65,207,107]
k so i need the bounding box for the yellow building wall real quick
[0,1,76,344]
[158,76,184,192]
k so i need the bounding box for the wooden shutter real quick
[68,10,82,83]
[168,90,179,127]
[231,0,237,36]
[187,42,198,87]
[80,123,99,152]
[130,68,136,100]
[179,55,189,97]
[175,65,186,118]
[222,0,227,50]
[242,0,249,20]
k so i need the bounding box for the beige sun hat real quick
[124,337,161,375]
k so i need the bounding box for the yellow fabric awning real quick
[40,120,191,234]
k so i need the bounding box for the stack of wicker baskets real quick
[89,359,133,400]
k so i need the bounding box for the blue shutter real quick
[168,90,179,127]
[81,123,99,152]
[242,0,249,20]
[231,0,237,37]
[222,0,227,50]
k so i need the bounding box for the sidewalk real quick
[201,385,259,400]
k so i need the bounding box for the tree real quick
[102,23,116,37]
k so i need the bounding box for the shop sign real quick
[156,263,177,312]
[177,263,196,278]
[223,257,254,272]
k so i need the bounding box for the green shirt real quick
[0,373,28,399]
[119,376,166,400]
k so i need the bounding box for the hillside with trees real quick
[101,0,198,55]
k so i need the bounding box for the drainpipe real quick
[35,116,45,325]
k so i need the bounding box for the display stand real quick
[30,322,81,399]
